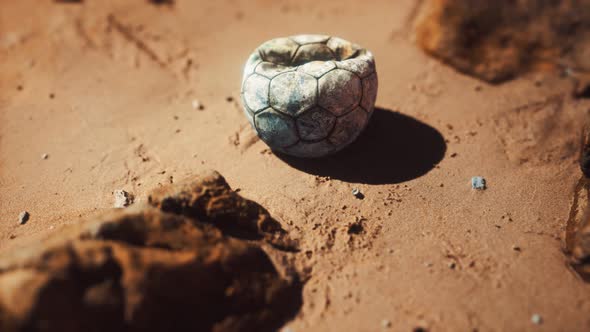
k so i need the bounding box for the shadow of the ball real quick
[275,107,447,185]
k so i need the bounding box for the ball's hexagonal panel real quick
[269,71,317,116]
[291,34,330,45]
[254,108,299,148]
[297,61,336,78]
[329,107,368,147]
[361,73,378,113]
[327,37,360,60]
[318,69,362,116]
[292,44,336,66]
[258,37,299,65]
[242,74,270,112]
[296,107,336,141]
[284,140,336,158]
[255,62,295,79]
[336,52,376,78]
[243,52,262,78]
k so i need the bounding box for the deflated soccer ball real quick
[241,34,378,158]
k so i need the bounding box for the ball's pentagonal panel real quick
[291,34,330,45]
[361,73,378,113]
[318,69,362,116]
[284,140,336,158]
[329,107,368,147]
[258,37,299,65]
[243,52,262,77]
[242,34,377,157]
[254,108,299,148]
[269,71,317,116]
[297,61,336,78]
[292,44,336,66]
[327,37,360,60]
[296,107,336,141]
[242,74,270,112]
[336,52,376,78]
[255,62,295,79]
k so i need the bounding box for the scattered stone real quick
[113,189,133,208]
[448,262,456,269]
[531,314,543,325]
[471,176,486,190]
[41,153,48,160]
[424,262,433,268]
[413,327,427,332]
[49,93,55,99]
[226,96,234,102]
[512,245,521,252]
[381,319,392,328]
[347,217,364,235]
[191,99,204,110]
[352,188,364,199]
[18,211,29,225]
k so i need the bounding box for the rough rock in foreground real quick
[0,171,301,332]
[415,0,590,83]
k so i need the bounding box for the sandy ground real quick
[2,0,590,331]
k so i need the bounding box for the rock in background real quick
[415,0,590,83]
[0,171,301,332]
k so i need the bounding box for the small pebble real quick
[113,189,133,208]
[381,319,391,328]
[18,211,30,225]
[471,176,486,190]
[41,153,49,160]
[531,314,542,325]
[448,262,456,269]
[512,245,521,252]
[352,188,364,199]
[192,99,204,110]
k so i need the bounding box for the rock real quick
[471,176,486,190]
[191,99,204,110]
[147,170,282,236]
[415,0,590,83]
[531,314,543,325]
[0,171,301,332]
[113,189,133,208]
[17,211,29,225]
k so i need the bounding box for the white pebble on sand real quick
[114,189,133,208]
[192,99,204,110]
[18,211,29,225]
[41,153,48,160]
[471,176,486,190]
[531,314,542,325]
[381,319,392,328]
